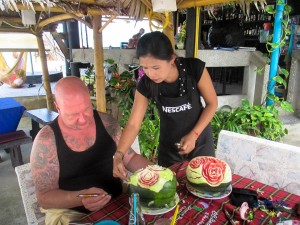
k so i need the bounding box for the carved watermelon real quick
[128,165,177,208]
[186,156,232,193]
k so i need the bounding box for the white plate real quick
[186,183,232,200]
[129,193,179,216]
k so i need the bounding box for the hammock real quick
[0,52,27,88]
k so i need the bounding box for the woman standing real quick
[113,31,217,180]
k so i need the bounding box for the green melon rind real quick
[187,180,230,193]
[128,176,177,208]
[129,167,174,193]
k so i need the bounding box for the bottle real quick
[128,193,145,225]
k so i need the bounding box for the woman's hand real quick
[80,187,111,212]
[113,153,129,181]
[178,132,198,155]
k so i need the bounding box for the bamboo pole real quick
[163,13,175,51]
[92,15,106,112]
[178,0,236,8]
[36,32,55,110]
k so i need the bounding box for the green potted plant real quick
[211,99,290,147]
[81,65,95,97]
[176,20,186,49]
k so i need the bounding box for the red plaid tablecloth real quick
[81,161,300,225]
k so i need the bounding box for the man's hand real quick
[113,153,128,181]
[80,187,111,212]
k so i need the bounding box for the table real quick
[24,108,58,140]
[80,161,300,225]
[0,130,32,167]
[0,97,26,134]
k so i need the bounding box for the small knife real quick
[174,143,182,149]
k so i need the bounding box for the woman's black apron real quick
[156,58,215,167]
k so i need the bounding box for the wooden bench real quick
[24,108,58,140]
[0,130,32,168]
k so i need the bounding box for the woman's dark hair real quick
[136,31,174,61]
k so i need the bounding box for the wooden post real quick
[36,32,55,110]
[92,15,106,112]
[163,13,175,51]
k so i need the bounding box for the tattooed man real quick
[30,76,152,225]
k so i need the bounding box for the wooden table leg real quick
[30,119,41,140]
[9,146,24,168]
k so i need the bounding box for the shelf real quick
[245,38,259,41]
[200,4,276,54]
[244,21,272,24]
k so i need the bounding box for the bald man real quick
[30,76,152,225]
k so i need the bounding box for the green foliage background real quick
[106,62,159,162]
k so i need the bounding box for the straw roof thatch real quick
[0,0,268,32]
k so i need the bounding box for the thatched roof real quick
[0,0,268,32]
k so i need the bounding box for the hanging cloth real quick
[0,52,27,88]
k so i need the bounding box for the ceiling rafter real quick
[36,13,92,29]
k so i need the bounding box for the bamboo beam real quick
[36,32,55,110]
[98,15,116,33]
[69,13,93,28]
[0,17,22,24]
[92,15,106,112]
[86,8,118,16]
[15,3,117,15]
[37,13,92,29]
[16,3,66,13]
[38,14,75,30]
[178,0,237,8]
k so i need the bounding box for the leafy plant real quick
[81,64,95,96]
[106,60,159,162]
[211,105,246,145]
[138,100,160,162]
[212,99,288,147]
[177,20,186,43]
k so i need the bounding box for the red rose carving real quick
[138,168,159,187]
[201,158,226,186]
[190,157,208,169]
